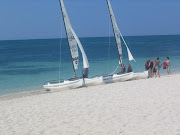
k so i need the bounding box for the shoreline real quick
[0,89,47,101]
[0,73,179,101]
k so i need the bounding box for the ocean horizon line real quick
[0,34,180,42]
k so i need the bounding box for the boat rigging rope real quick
[59,20,63,82]
[110,64,120,75]
[108,19,111,74]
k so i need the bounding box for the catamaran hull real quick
[44,79,83,91]
[131,71,148,80]
[112,72,133,82]
[44,72,134,90]
[84,72,133,87]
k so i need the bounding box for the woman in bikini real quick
[154,57,161,78]
[166,57,171,75]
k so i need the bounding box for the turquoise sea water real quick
[0,35,180,95]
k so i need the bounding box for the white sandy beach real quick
[0,74,180,135]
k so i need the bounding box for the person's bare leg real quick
[169,67,172,75]
[149,69,151,77]
[150,69,152,77]
[167,68,169,75]
[158,70,160,77]
[148,69,150,77]
[155,70,158,78]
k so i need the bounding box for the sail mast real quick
[106,0,123,65]
[59,0,79,76]
[107,0,135,63]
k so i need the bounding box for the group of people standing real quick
[145,57,171,78]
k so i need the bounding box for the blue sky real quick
[0,0,180,40]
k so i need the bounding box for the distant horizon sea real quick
[0,35,180,95]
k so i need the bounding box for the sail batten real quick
[59,0,79,73]
[107,0,123,64]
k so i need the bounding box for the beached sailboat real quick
[106,0,148,81]
[84,0,135,86]
[44,0,89,90]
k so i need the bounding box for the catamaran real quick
[84,0,136,86]
[106,0,148,81]
[44,0,89,90]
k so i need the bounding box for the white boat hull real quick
[84,72,134,87]
[44,72,134,91]
[112,72,134,82]
[84,77,103,87]
[44,79,83,91]
[131,71,148,80]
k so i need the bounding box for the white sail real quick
[59,0,79,72]
[107,0,123,64]
[119,30,136,62]
[127,46,135,62]
[69,26,89,68]
[107,0,135,63]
